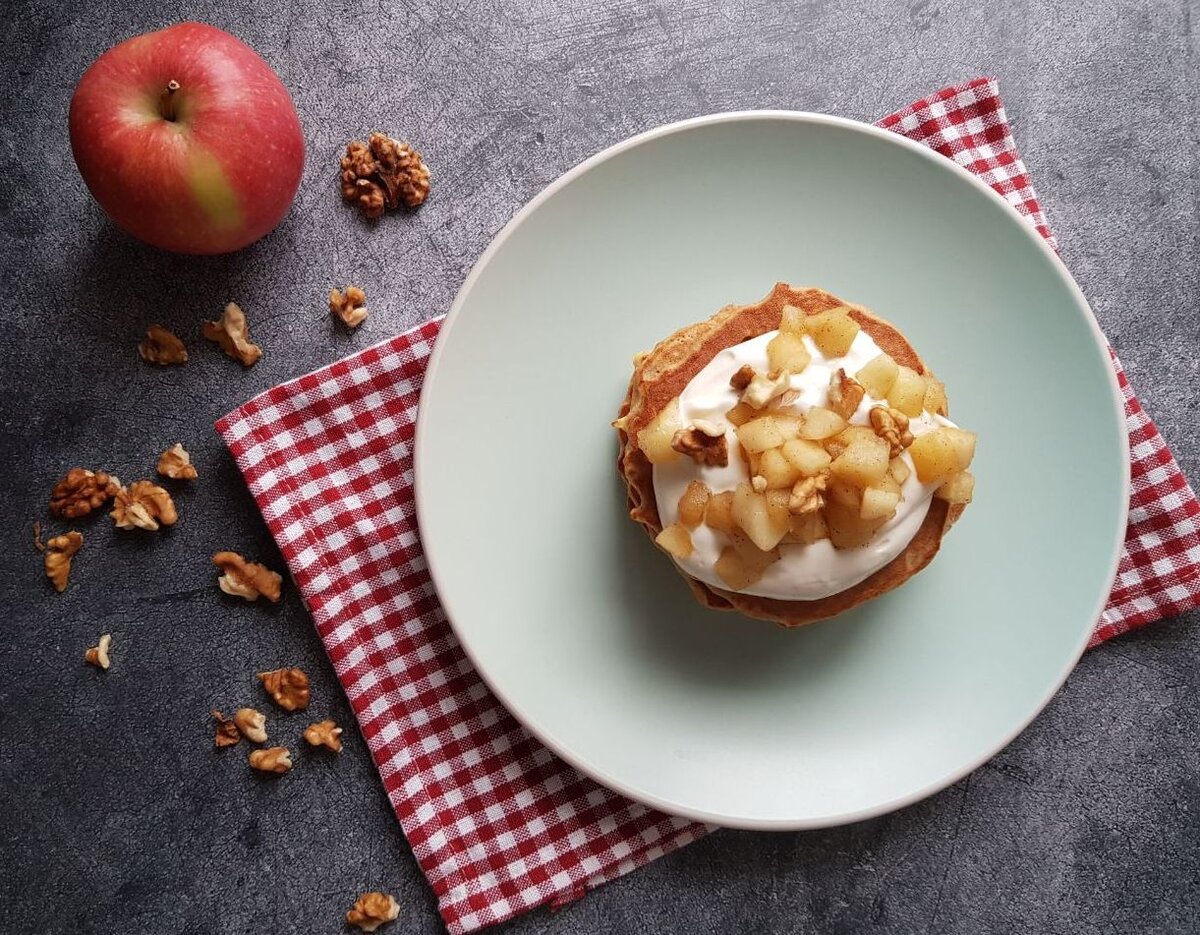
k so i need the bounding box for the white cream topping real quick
[651,329,954,600]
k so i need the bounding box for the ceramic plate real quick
[415,113,1128,829]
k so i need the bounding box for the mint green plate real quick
[415,113,1128,829]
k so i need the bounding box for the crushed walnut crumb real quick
[84,633,111,670]
[248,746,292,774]
[138,324,188,366]
[329,286,368,328]
[202,302,262,367]
[212,551,283,603]
[157,443,198,480]
[340,133,430,219]
[347,892,401,932]
[258,667,310,711]
[303,719,344,752]
[44,531,83,592]
[49,469,120,519]
[213,709,240,747]
[111,481,177,531]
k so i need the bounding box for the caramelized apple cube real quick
[909,427,977,483]
[737,415,791,453]
[829,435,890,488]
[732,482,790,551]
[886,366,927,417]
[807,307,861,357]
[636,398,682,464]
[860,486,901,521]
[655,523,693,559]
[779,304,806,336]
[704,490,736,533]
[798,406,847,440]
[760,448,801,489]
[935,470,975,504]
[923,377,948,414]
[781,438,831,476]
[767,332,811,375]
[855,353,899,399]
[677,480,711,529]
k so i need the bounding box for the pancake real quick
[615,283,967,627]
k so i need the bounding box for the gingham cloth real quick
[216,78,1200,932]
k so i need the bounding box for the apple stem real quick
[159,80,181,121]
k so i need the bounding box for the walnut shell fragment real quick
[138,324,188,365]
[157,443,198,480]
[258,667,310,711]
[44,531,83,592]
[49,468,121,518]
[347,893,400,932]
[202,302,262,367]
[111,481,177,531]
[212,551,283,603]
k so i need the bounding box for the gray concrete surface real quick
[2,0,1198,932]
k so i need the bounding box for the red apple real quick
[68,22,305,255]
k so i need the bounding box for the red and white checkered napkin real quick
[217,78,1200,932]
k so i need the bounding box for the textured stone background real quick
[2,0,1198,932]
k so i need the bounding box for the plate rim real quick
[414,110,1131,830]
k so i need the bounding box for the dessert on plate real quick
[614,283,977,627]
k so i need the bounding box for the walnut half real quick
[49,468,120,518]
[213,551,283,603]
[138,324,188,366]
[341,133,430,219]
[234,708,268,744]
[202,302,262,367]
[248,747,292,774]
[869,406,915,458]
[111,481,177,531]
[330,286,368,327]
[347,893,401,932]
[258,667,310,711]
[303,719,344,752]
[44,531,83,592]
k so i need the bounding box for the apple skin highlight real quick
[68,22,305,255]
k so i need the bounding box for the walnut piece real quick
[869,406,915,458]
[49,468,120,518]
[248,747,292,774]
[330,286,368,328]
[789,473,828,516]
[44,531,83,592]
[157,443,198,480]
[729,364,755,391]
[741,369,792,409]
[213,551,283,603]
[827,368,866,420]
[84,633,111,670]
[347,893,401,932]
[202,302,262,367]
[111,481,178,531]
[258,667,310,711]
[304,719,344,752]
[670,422,728,467]
[138,324,188,365]
[234,707,268,744]
[212,709,240,747]
[340,133,430,218]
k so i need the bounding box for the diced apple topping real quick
[779,304,806,335]
[655,523,693,559]
[855,353,899,399]
[798,406,846,440]
[908,427,976,484]
[806,306,861,357]
[714,539,780,591]
[886,366,927,417]
[637,398,682,464]
[725,401,758,426]
[704,490,736,534]
[677,480,712,529]
[825,499,888,549]
[759,448,801,490]
[923,377,948,414]
[829,434,890,488]
[935,471,975,504]
[767,332,811,375]
[786,510,828,544]
[781,439,831,477]
[888,457,911,485]
[732,482,790,551]
[737,414,799,453]
[860,486,900,521]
